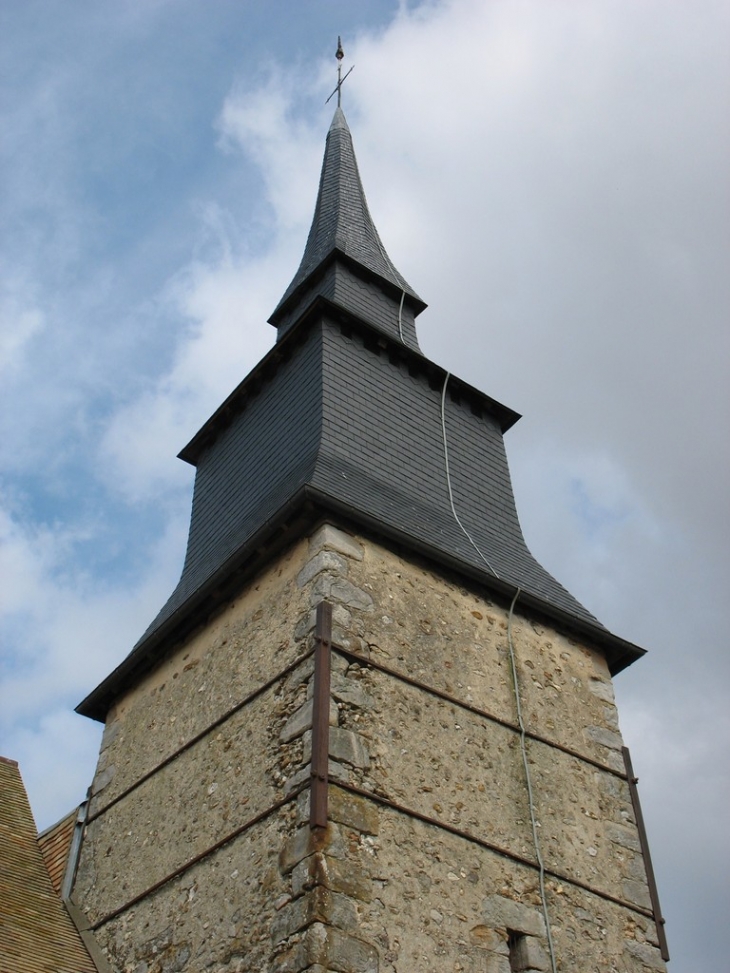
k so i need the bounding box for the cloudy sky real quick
[1,1,728,968]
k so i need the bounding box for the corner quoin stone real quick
[309,524,365,561]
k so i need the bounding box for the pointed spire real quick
[269,106,425,331]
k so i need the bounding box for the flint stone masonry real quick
[359,807,662,972]
[87,540,313,810]
[74,524,664,971]
[86,810,292,973]
[298,528,664,972]
[79,686,291,918]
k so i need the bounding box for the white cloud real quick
[0,499,189,825]
[0,291,45,375]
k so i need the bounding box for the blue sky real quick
[2,1,728,969]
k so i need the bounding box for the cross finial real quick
[326,36,354,106]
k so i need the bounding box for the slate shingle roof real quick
[0,757,97,973]
[270,107,425,351]
[77,107,644,722]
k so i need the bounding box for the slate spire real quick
[269,107,426,349]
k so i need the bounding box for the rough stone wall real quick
[74,524,666,972]
[269,526,667,973]
[74,536,320,971]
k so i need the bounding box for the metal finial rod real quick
[326,36,354,106]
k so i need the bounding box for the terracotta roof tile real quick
[0,756,96,973]
[38,809,76,895]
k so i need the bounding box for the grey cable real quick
[507,588,558,973]
[440,372,499,578]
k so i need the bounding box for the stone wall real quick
[74,524,666,972]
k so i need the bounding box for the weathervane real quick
[326,36,354,106]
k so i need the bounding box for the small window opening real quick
[508,930,526,972]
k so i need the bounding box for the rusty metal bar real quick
[622,746,670,961]
[310,602,332,829]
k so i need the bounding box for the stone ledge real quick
[622,878,652,910]
[510,933,549,971]
[302,728,370,770]
[331,673,374,710]
[284,759,351,797]
[295,603,353,641]
[309,525,365,562]
[329,786,379,835]
[280,823,349,874]
[585,725,623,751]
[606,822,642,853]
[310,576,374,612]
[481,894,546,938]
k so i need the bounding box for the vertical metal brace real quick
[622,746,670,962]
[61,798,89,901]
[310,602,332,829]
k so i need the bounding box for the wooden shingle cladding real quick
[0,757,96,973]
[38,808,76,895]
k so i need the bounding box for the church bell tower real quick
[72,78,668,973]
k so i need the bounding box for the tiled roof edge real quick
[181,299,520,468]
[268,248,427,329]
[65,898,114,973]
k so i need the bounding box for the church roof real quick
[0,757,97,973]
[270,107,425,335]
[37,809,77,896]
[77,106,644,722]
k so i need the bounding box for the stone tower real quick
[73,107,668,972]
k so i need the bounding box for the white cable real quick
[370,222,409,345]
[507,588,558,973]
[397,289,406,344]
[439,371,557,971]
[440,372,499,578]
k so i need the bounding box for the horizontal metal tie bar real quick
[89,787,305,932]
[333,643,627,780]
[86,648,315,825]
[336,781,656,923]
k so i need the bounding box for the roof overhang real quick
[76,483,644,723]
